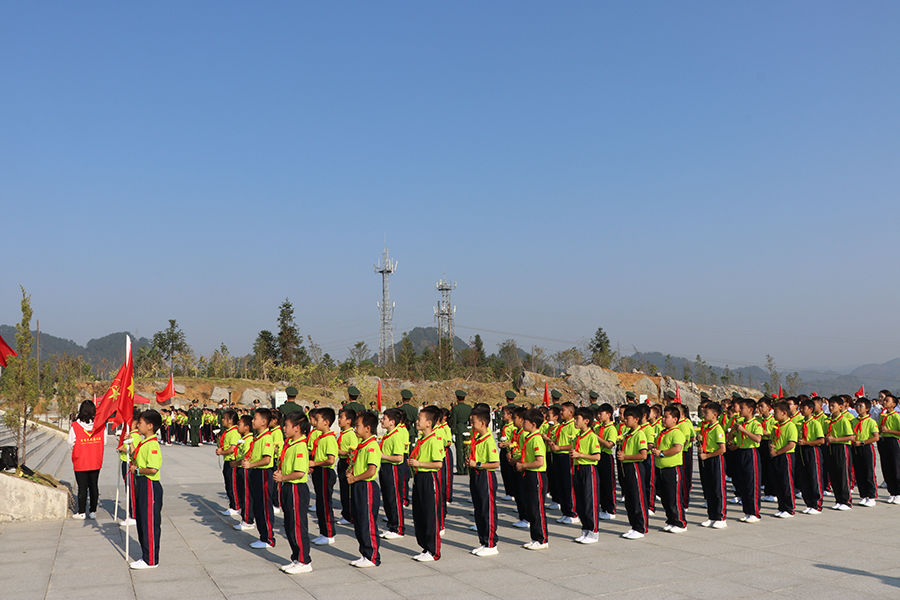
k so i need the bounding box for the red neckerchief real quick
[219,425,237,455]
[880,409,894,430]
[802,420,810,441]
[248,430,273,459]
[132,435,158,462]
[655,427,676,450]
[773,422,784,446]
[280,436,304,466]
[554,419,573,444]
[574,430,592,454]
[827,412,843,437]
[411,431,438,460]
[523,431,540,458]
[311,430,334,458]
[470,432,491,462]
[352,436,377,465]
[380,427,401,450]
[700,422,715,453]
[337,428,352,448]
[854,415,870,436]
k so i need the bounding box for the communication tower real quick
[374,248,397,365]
[434,278,456,342]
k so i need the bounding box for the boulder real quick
[239,388,268,406]
[174,384,186,395]
[564,365,624,404]
[633,376,659,402]
[210,387,230,402]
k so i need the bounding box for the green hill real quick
[0,325,151,370]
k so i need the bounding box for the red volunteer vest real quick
[72,421,104,471]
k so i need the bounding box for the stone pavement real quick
[2,441,899,600]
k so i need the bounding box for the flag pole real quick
[124,335,131,563]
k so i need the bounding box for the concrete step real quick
[34,438,66,472]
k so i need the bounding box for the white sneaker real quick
[824,490,834,496]
[222,508,239,516]
[71,513,86,520]
[87,512,96,520]
[580,531,599,544]
[502,495,513,501]
[669,526,687,533]
[762,495,777,502]
[558,516,580,525]
[351,557,377,568]
[622,530,645,540]
[773,511,785,518]
[832,503,851,511]
[474,546,499,556]
[794,492,803,499]
[470,545,484,554]
[524,541,548,550]
[272,507,282,516]
[662,524,673,532]
[888,496,898,504]
[728,497,742,504]
[129,560,157,570]
[414,551,435,562]
[647,510,655,516]
[700,502,708,508]
[308,505,316,512]
[699,520,713,528]
[250,540,273,549]
[598,511,615,520]
[891,496,900,505]
[742,515,760,523]
[469,524,478,531]
[863,498,876,507]
[547,502,560,510]
[234,522,253,531]
[574,531,587,543]
[439,529,445,536]
[806,508,821,515]
[280,561,296,572]
[313,536,335,545]
[119,518,136,527]
[711,520,728,529]
[512,520,530,528]
[380,531,404,540]
[338,518,352,525]
[381,516,388,522]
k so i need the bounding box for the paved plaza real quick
[2,441,899,600]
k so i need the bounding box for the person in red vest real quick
[67,400,107,519]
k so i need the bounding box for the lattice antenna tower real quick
[374,248,397,366]
[434,278,457,342]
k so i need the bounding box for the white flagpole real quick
[124,334,132,563]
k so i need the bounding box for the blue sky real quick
[2,2,899,371]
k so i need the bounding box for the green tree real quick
[349,341,371,367]
[0,287,40,469]
[277,299,308,366]
[252,329,277,379]
[397,333,416,379]
[498,339,522,381]
[152,319,188,373]
[785,371,802,396]
[763,354,780,394]
[664,354,675,378]
[473,334,487,366]
[682,361,693,382]
[588,327,612,366]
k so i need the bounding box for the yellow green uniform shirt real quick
[236,433,252,462]
[510,428,524,461]
[596,422,618,455]
[280,437,309,484]
[120,430,142,462]
[553,419,576,454]
[470,432,500,469]
[411,431,444,472]
[270,426,284,461]
[312,431,338,468]
[757,414,775,440]
[801,417,823,442]
[827,412,853,444]
[698,422,725,454]
[650,418,664,441]
[572,430,601,466]
[379,428,407,463]
[853,415,878,442]
[620,428,648,463]
[338,428,359,458]
[133,435,162,481]
[676,418,693,450]
[772,421,798,453]
[522,432,546,471]
[437,423,452,447]
[351,436,381,481]
[655,427,685,468]
[735,417,763,449]
[880,410,900,439]
[220,426,242,461]
[397,424,411,454]
[248,430,275,468]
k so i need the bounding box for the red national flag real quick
[855,385,865,399]
[778,385,784,399]
[91,336,134,438]
[543,382,550,407]
[376,379,382,412]
[156,374,175,404]
[675,384,681,403]
[0,333,18,367]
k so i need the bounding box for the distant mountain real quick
[0,325,151,370]
[631,351,770,388]
[391,327,469,356]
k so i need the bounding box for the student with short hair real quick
[276,412,312,575]
[233,415,255,531]
[638,403,656,516]
[516,408,549,550]
[617,406,649,539]
[408,406,445,562]
[346,411,382,568]
[309,407,338,544]
[509,407,529,529]
[756,397,777,503]
[242,408,276,549]
[676,404,694,509]
[732,399,763,522]
[497,406,518,502]
[468,405,501,556]
[797,399,825,514]
[769,402,798,518]
[594,403,618,520]
[130,410,163,570]
[378,408,407,539]
[215,409,241,517]
[336,408,360,526]
[698,402,727,528]
[653,405,686,533]
[878,394,900,504]
[825,396,854,510]
[549,402,578,524]
[570,407,602,544]
[852,398,880,507]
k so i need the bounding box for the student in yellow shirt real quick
[276,412,312,575]
[233,415,255,531]
[594,403,618,520]
[309,408,338,544]
[336,408,360,526]
[379,408,407,539]
[215,410,241,517]
[129,410,163,570]
[571,407,603,544]
[269,410,284,515]
[497,406,518,502]
[467,404,501,556]
[408,406,445,562]
[242,408,277,549]
[516,408,549,550]
[346,411,383,568]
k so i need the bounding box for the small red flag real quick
[778,385,783,399]
[543,382,550,407]
[675,384,681,404]
[92,336,134,437]
[156,374,175,403]
[855,385,865,399]
[810,392,818,398]
[376,379,382,412]
[0,333,18,367]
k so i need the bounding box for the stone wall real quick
[0,473,69,523]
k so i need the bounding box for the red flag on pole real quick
[91,336,134,438]
[543,382,550,407]
[156,374,175,404]
[810,392,818,398]
[855,385,865,398]
[0,333,17,367]
[778,385,783,399]
[376,379,382,412]
[675,384,681,403]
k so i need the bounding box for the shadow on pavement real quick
[813,564,900,588]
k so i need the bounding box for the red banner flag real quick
[810,392,818,398]
[156,374,175,404]
[0,333,18,367]
[855,385,865,398]
[675,384,681,403]
[543,382,550,407]
[376,379,382,412]
[91,336,134,438]
[778,385,784,399]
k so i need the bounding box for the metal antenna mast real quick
[374,248,397,365]
[434,278,457,343]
